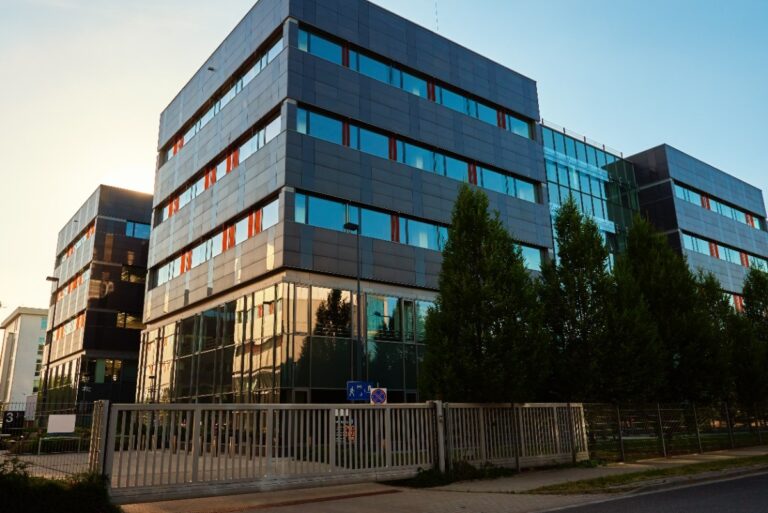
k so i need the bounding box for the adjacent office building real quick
[137,0,550,404]
[628,145,768,306]
[136,0,768,404]
[0,308,48,404]
[41,185,152,409]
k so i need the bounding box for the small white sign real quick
[24,395,37,421]
[47,414,76,434]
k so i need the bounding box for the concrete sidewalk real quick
[123,446,768,513]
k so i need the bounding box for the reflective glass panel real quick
[357,53,390,83]
[403,143,434,171]
[358,128,389,159]
[308,196,346,231]
[308,111,342,144]
[401,72,427,97]
[480,167,506,195]
[361,209,391,241]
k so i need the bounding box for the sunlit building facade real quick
[137,0,550,404]
[41,185,152,409]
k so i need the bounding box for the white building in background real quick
[0,307,48,404]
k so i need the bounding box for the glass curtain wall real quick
[137,282,434,404]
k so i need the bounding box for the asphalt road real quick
[555,472,768,513]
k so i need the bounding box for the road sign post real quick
[370,388,387,405]
[346,381,374,402]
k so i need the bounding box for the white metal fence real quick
[89,401,587,501]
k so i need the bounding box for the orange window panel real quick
[740,252,750,267]
[248,210,262,237]
[391,215,400,243]
[708,242,719,258]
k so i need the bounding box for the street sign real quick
[346,381,373,401]
[370,388,387,405]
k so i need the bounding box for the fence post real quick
[328,407,336,472]
[692,403,703,454]
[656,403,667,458]
[265,407,274,476]
[90,400,110,474]
[566,403,577,464]
[384,406,393,468]
[102,404,120,487]
[478,407,487,463]
[434,401,446,474]
[724,402,735,449]
[615,405,625,462]
[189,407,202,482]
[758,410,764,445]
[516,404,525,471]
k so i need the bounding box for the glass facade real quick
[137,282,433,404]
[542,125,639,259]
[675,182,766,231]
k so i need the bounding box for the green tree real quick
[735,267,768,410]
[420,184,545,402]
[597,256,664,402]
[538,197,610,401]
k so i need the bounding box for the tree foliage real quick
[420,184,545,402]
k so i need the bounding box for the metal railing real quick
[584,402,768,462]
[445,403,588,470]
[0,401,94,478]
[88,401,588,500]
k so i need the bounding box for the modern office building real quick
[41,185,152,409]
[137,0,768,405]
[628,145,768,305]
[137,0,551,404]
[0,307,48,404]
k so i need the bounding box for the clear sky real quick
[0,0,766,317]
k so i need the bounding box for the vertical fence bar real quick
[190,407,202,482]
[566,403,577,464]
[724,402,735,449]
[657,403,667,458]
[692,403,703,454]
[616,405,625,462]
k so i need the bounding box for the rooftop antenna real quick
[434,0,439,32]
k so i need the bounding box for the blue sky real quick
[0,0,765,313]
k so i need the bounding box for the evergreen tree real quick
[735,268,768,410]
[620,216,702,401]
[420,184,544,402]
[538,197,610,401]
[598,256,664,402]
[742,267,768,335]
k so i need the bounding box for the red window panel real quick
[391,215,400,242]
[257,304,264,318]
[468,163,478,185]
[226,149,240,173]
[701,195,710,209]
[248,210,263,238]
[342,44,350,67]
[734,295,745,313]
[222,225,236,252]
[708,242,719,258]
[746,214,755,227]
[497,110,507,129]
[388,137,398,160]
[740,252,750,267]
[57,290,64,301]
[204,168,217,189]
[67,246,74,257]
[342,121,350,146]
[179,251,192,273]
[427,81,436,102]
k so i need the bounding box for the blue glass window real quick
[307,111,342,144]
[575,141,587,162]
[516,180,536,203]
[403,143,434,171]
[445,156,468,182]
[295,193,307,223]
[361,209,391,241]
[565,137,577,158]
[439,87,468,114]
[357,54,390,83]
[520,245,542,272]
[586,145,598,166]
[542,127,555,150]
[507,114,530,138]
[308,196,346,231]
[126,221,150,239]
[357,128,389,159]
[480,167,506,195]
[296,108,308,134]
[476,103,497,125]
[552,131,566,155]
[300,30,342,65]
[401,72,427,97]
[545,161,558,182]
[557,164,569,186]
[405,219,438,250]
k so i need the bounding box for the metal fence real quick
[85,401,587,501]
[0,401,94,478]
[445,403,588,470]
[584,402,767,462]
